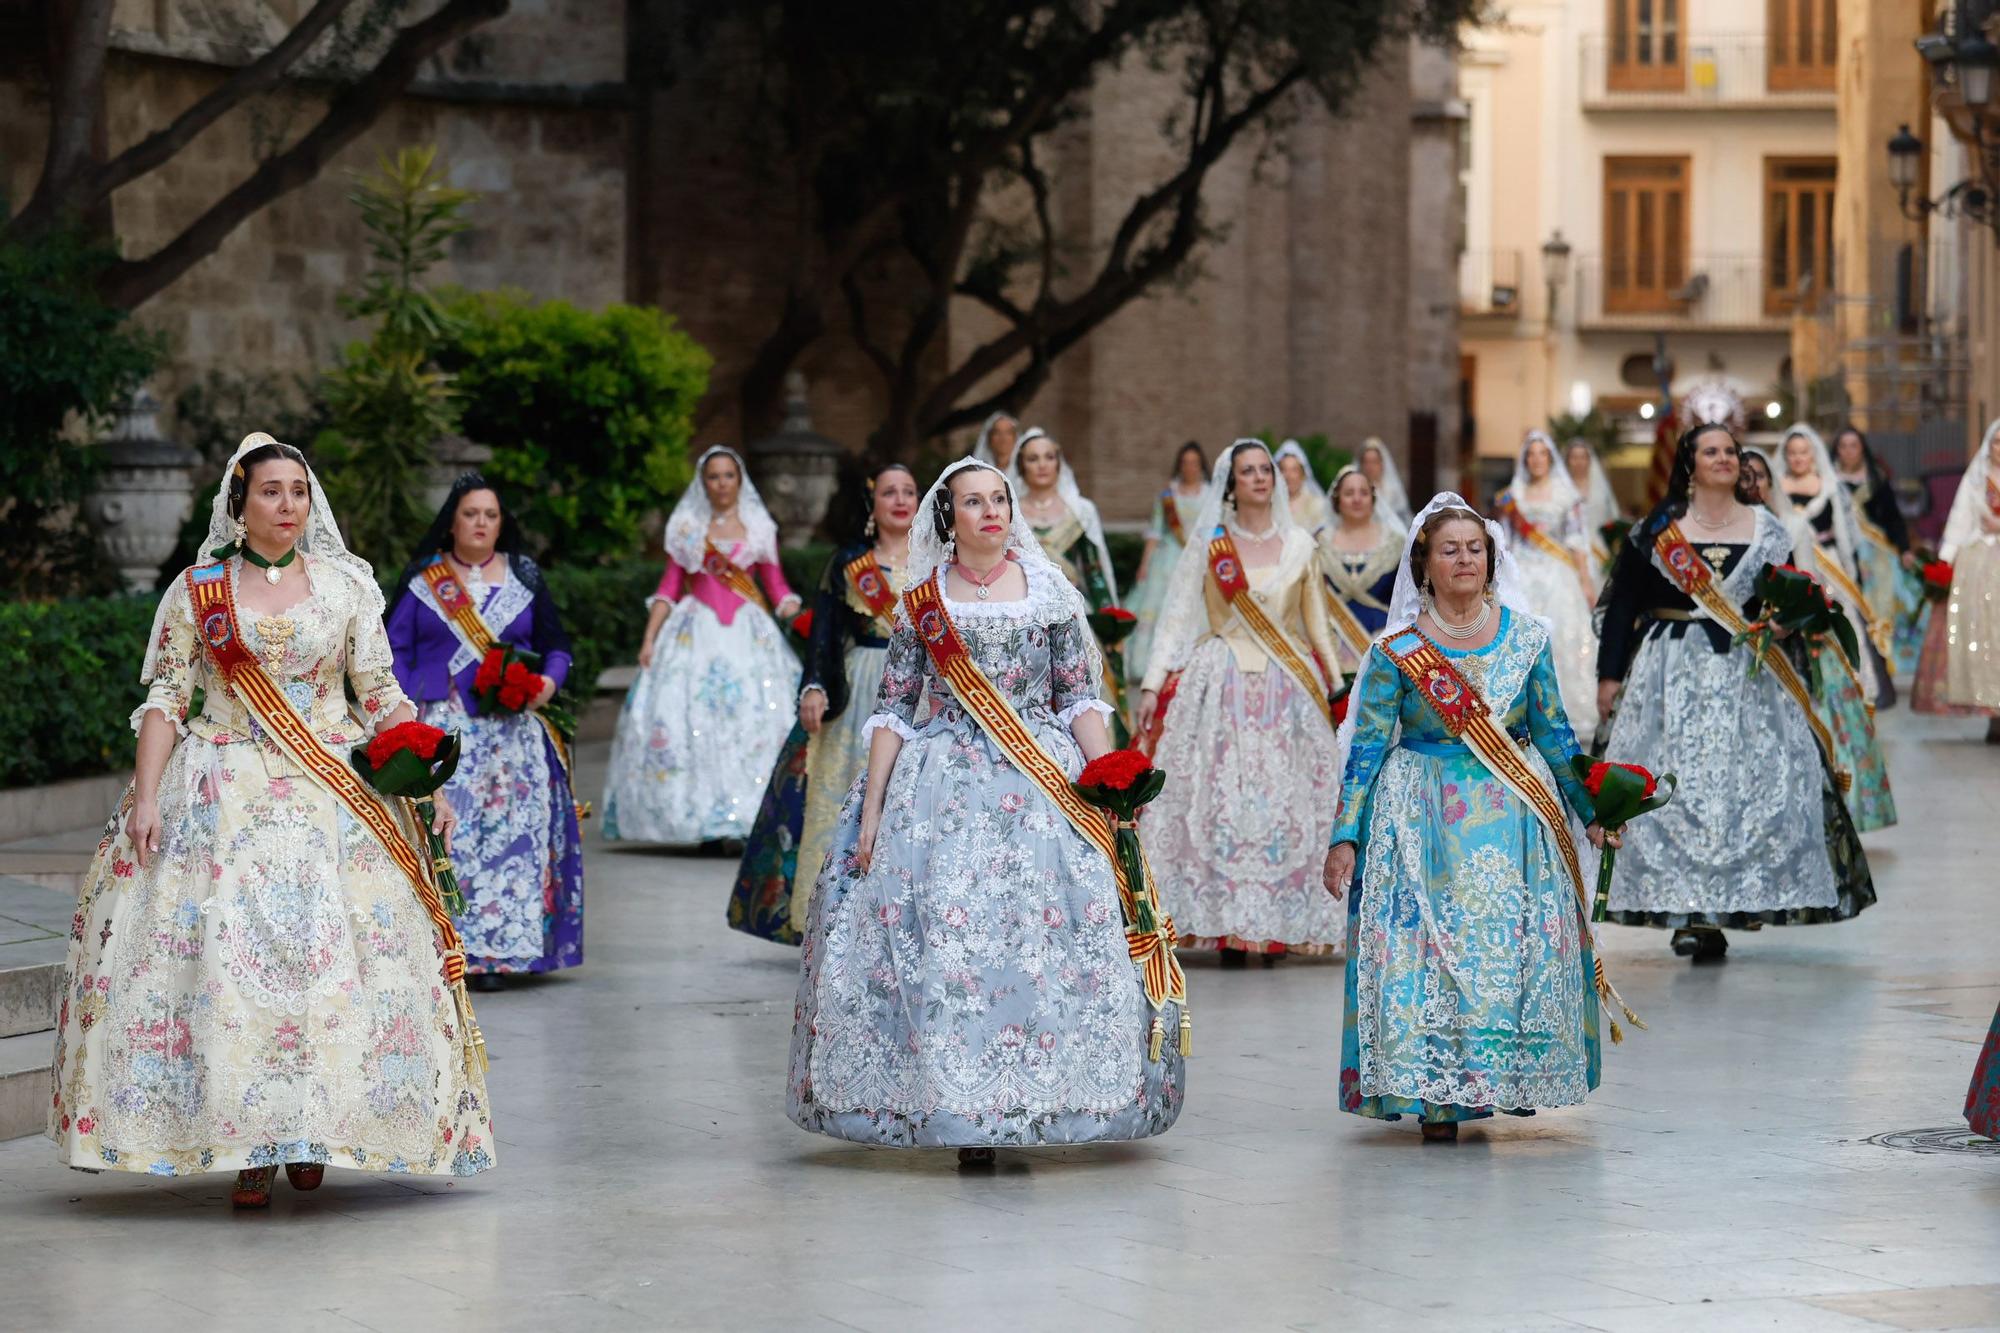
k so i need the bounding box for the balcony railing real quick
[1580,34,1837,109]
[1459,249,1524,318]
[1571,254,1799,331]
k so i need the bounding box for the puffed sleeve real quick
[131,578,199,734]
[756,559,796,607]
[1050,607,1114,731]
[648,560,685,608]
[1526,640,1595,825]
[860,614,927,744]
[528,582,574,691]
[1329,645,1402,847]
[348,599,410,731]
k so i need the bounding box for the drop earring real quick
[232,516,247,544]
[865,513,877,539]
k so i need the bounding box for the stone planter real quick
[423,434,495,513]
[748,372,844,547]
[83,389,200,592]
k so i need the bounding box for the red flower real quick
[473,648,504,694]
[1330,692,1350,727]
[502,660,533,688]
[790,609,815,638]
[1583,761,1656,800]
[366,720,446,768]
[1101,607,1136,623]
[1922,560,1954,587]
[1078,748,1154,792]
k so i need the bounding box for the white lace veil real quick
[907,456,1105,688]
[1007,427,1120,602]
[1332,491,1544,784]
[1776,424,1863,571]
[1330,463,1408,541]
[1274,439,1332,534]
[971,411,1019,469]
[1564,437,1620,526]
[1512,430,1584,510]
[1358,437,1412,528]
[1141,438,1304,689]
[1939,417,1999,563]
[141,431,383,684]
[663,445,780,573]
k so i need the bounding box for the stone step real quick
[0,1030,50,1142]
[0,875,71,1042]
[0,827,100,898]
[0,958,61,1041]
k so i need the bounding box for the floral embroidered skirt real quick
[788,713,1184,1147]
[1814,649,1897,834]
[603,598,800,844]
[49,737,495,1177]
[1969,1003,2000,1140]
[422,696,583,974]
[1340,740,1600,1123]
[1144,641,1344,952]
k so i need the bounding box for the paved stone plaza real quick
[0,710,1996,1332]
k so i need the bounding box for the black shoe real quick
[956,1147,996,1169]
[1421,1122,1459,1143]
[1218,947,1248,969]
[1670,929,1701,957]
[469,973,506,993]
[1672,928,1728,962]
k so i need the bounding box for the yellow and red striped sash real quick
[1320,585,1375,661]
[843,550,899,630]
[1380,628,1640,1040]
[1207,527,1334,728]
[1497,491,1581,566]
[1654,522,1847,790]
[418,555,573,779]
[1811,550,1893,660]
[1161,492,1185,546]
[702,541,769,613]
[186,566,469,987]
[901,574,1185,1014]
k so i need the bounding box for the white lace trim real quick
[861,712,922,744]
[408,565,532,677]
[1057,698,1114,727]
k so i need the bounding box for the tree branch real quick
[16,0,115,231]
[88,0,362,201]
[94,0,510,309]
[841,266,897,388]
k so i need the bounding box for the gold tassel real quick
[453,981,490,1077]
[1835,768,1852,795]
[1148,1014,1164,1062]
[1178,1009,1192,1057]
[1607,1014,1625,1045]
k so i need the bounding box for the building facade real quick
[1458,0,1840,496]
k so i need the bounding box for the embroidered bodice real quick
[865,559,1109,742]
[1319,525,1403,608]
[385,557,574,711]
[134,557,407,761]
[1597,507,1793,680]
[1140,528,1340,692]
[1331,610,1593,845]
[651,540,795,626]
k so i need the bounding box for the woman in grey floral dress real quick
[788,459,1186,1164]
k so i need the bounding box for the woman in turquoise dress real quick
[1126,441,1208,686]
[1324,494,1614,1142]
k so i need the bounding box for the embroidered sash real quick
[185,566,468,986]
[1207,527,1334,727]
[1811,550,1894,660]
[1380,627,1641,1040]
[1497,492,1581,566]
[1320,586,1375,660]
[418,555,572,779]
[1161,492,1185,546]
[1654,522,1847,789]
[901,574,1185,1015]
[703,541,769,612]
[843,550,899,632]
[1035,514,1089,591]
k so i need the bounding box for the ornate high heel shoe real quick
[284,1162,325,1192]
[232,1166,275,1208]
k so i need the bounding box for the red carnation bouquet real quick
[787,608,815,645]
[1569,756,1676,922]
[1072,747,1169,932]
[1735,562,1860,691]
[472,645,576,740]
[1086,606,1139,646]
[352,721,465,915]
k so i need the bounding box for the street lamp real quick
[1888,123,1924,194]
[1958,30,2000,109]
[1541,229,1572,325]
[1887,123,1999,229]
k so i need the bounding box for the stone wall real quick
[1,0,628,426]
[1407,39,1465,497]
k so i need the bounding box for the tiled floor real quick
[0,710,1995,1331]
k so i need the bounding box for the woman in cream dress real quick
[1136,440,1345,962]
[1496,431,1600,736]
[1914,419,2000,736]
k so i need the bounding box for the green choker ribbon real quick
[210,541,299,582]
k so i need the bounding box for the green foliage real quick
[1251,430,1352,488]
[0,231,162,596]
[434,290,712,565]
[0,595,158,788]
[1545,408,1621,457]
[317,148,473,571]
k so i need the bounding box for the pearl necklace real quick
[1431,598,1492,641]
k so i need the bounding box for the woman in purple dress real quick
[386,473,584,990]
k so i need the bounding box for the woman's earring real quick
[865,513,877,539]
[944,536,956,565]
[232,516,247,543]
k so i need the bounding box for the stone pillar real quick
[423,435,496,514]
[748,372,844,547]
[83,388,200,592]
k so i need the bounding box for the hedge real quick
[0,595,159,788]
